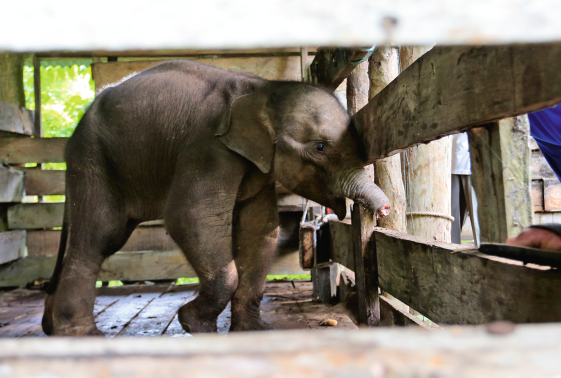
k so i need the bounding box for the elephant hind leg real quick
[164,159,243,333]
[44,177,137,336]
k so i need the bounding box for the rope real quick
[349,45,376,66]
[406,211,455,222]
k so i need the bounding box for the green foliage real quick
[23,64,95,138]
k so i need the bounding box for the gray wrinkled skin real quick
[42,60,390,336]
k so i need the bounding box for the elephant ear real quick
[215,92,275,174]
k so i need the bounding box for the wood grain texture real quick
[0,249,304,287]
[351,205,379,326]
[0,165,23,203]
[532,179,544,212]
[544,179,561,212]
[92,56,314,91]
[400,45,452,243]
[0,53,25,107]
[368,46,407,232]
[306,48,373,91]
[7,202,64,229]
[0,137,67,164]
[0,101,34,135]
[3,324,561,377]
[354,43,561,164]
[0,230,26,265]
[375,227,561,324]
[26,227,179,256]
[23,169,65,196]
[468,117,533,242]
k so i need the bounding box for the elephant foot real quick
[50,323,103,336]
[178,303,217,333]
[41,294,55,336]
[230,317,272,332]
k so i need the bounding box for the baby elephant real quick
[42,60,390,336]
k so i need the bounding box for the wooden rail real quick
[353,43,561,164]
[1,325,561,377]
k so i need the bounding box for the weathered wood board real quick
[375,228,561,324]
[544,179,561,212]
[26,227,179,256]
[8,197,308,229]
[0,230,26,265]
[23,169,65,196]
[531,149,557,179]
[354,43,561,164]
[306,48,373,91]
[532,179,544,212]
[0,101,34,135]
[0,249,305,287]
[2,323,561,377]
[0,165,23,203]
[92,56,314,91]
[0,137,67,164]
[468,117,533,242]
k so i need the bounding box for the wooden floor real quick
[0,280,358,337]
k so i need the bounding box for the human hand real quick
[505,227,561,252]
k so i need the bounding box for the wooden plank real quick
[468,117,533,242]
[0,137,67,164]
[26,227,178,256]
[92,56,314,91]
[351,204,379,326]
[375,228,561,324]
[7,202,64,229]
[2,324,561,376]
[379,296,430,328]
[0,249,304,287]
[544,179,561,212]
[327,220,354,270]
[531,149,557,179]
[23,169,65,196]
[9,198,312,229]
[0,101,34,136]
[38,48,317,58]
[306,48,373,91]
[33,55,41,137]
[532,179,544,212]
[119,289,196,337]
[0,165,23,203]
[354,43,561,164]
[0,230,26,265]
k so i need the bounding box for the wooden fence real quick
[307,44,561,326]
[1,45,561,329]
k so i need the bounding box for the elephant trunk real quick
[339,168,391,219]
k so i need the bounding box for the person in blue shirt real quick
[528,104,561,181]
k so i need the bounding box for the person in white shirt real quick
[451,133,480,246]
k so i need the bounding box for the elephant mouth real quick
[328,198,347,221]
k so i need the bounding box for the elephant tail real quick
[45,200,69,295]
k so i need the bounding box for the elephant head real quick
[216,82,390,220]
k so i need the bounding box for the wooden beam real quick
[8,197,310,230]
[0,137,67,164]
[306,48,374,91]
[0,101,34,136]
[379,296,430,328]
[2,324,561,376]
[375,227,561,324]
[92,57,312,91]
[351,204,379,326]
[468,117,533,242]
[0,165,23,203]
[0,230,26,265]
[0,248,304,287]
[23,169,65,196]
[354,43,561,164]
[32,55,42,137]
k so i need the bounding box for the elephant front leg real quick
[230,185,279,332]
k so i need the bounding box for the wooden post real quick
[368,46,406,232]
[400,46,453,243]
[468,116,533,242]
[300,47,308,82]
[351,204,379,326]
[32,55,42,137]
[0,53,25,232]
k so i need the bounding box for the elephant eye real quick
[316,143,325,152]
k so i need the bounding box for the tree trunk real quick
[368,47,407,233]
[400,46,453,243]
